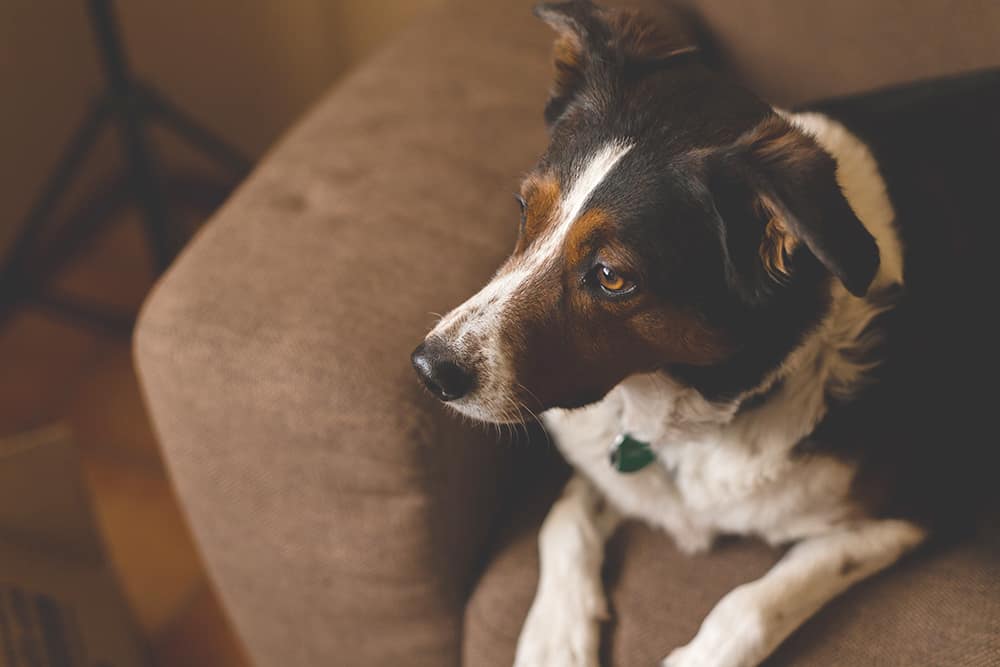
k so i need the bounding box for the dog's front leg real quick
[663,519,927,667]
[514,474,622,667]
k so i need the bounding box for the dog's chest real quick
[543,376,858,548]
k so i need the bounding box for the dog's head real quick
[412,0,879,423]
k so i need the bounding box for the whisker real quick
[507,397,523,443]
[515,381,544,411]
[515,382,552,447]
[519,398,550,446]
[497,398,512,443]
[492,396,511,444]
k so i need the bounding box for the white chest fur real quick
[541,112,900,553]
[544,379,857,553]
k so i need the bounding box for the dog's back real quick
[807,72,1000,534]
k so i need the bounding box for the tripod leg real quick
[33,290,135,337]
[140,83,253,176]
[0,99,110,310]
[116,100,176,272]
[89,0,176,272]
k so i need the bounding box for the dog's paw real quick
[660,643,758,667]
[659,593,767,667]
[514,608,600,667]
[661,644,709,667]
[513,583,606,667]
[660,645,688,667]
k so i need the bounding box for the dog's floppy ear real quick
[534,1,699,126]
[707,115,880,301]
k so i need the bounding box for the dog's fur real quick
[412,2,982,664]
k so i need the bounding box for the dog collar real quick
[609,433,656,473]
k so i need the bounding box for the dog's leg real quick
[514,474,622,667]
[663,519,927,667]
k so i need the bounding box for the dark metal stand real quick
[0,0,252,333]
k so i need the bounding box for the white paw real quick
[660,644,692,667]
[661,643,753,667]
[513,580,607,667]
[661,643,718,667]
[660,590,767,667]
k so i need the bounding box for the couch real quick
[134,1,1000,664]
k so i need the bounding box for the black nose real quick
[411,341,476,401]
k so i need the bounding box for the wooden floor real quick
[0,205,248,666]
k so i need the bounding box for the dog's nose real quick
[411,341,475,402]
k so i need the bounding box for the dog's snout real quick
[411,341,476,402]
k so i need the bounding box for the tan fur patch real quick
[517,174,562,252]
[758,197,799,282]
[553,33,581,71]
[564,208,612,267]
[551,33,584,98]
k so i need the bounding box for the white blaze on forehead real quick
[533,139,635,266]
[560,140,635,232]
[435,141,634,345]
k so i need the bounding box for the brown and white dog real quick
[411,2,979,665]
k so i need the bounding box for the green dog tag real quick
[609,433,656,473]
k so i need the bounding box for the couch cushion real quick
[464,479,1000,666]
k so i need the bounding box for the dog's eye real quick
[514,193,528,231]
[596,264,635,295]
[598,265,626,291]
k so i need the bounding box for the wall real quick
[0,0,445,260]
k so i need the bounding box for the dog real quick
[411,1,985,664]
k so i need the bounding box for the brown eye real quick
[597,264,633,294]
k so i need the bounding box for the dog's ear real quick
[533,1,613,126]
[706,115,880,302]
[534,1,699,126]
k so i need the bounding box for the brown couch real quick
[134,1,1000,665]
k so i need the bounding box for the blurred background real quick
[1,1,442,665]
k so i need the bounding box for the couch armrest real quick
[133,2,552,665]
